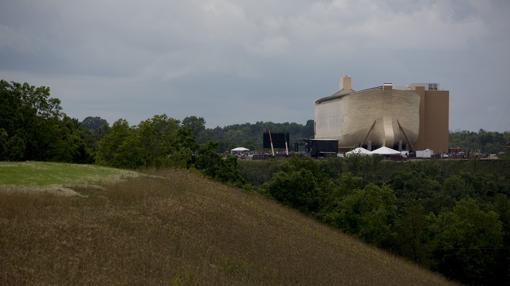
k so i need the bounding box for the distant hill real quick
[0,164,454,285]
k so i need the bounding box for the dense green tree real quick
[114,131,144,169]
[48,116,93,163]
[443,175,470,199]
[428,198,503,285]
[492,195,510,284]
[318,173,364,218]
[6,135,25,161]
[192,142,243,183]
[389,170,444,213]
[0,129,7,159]
[279,155,321,176]
[96,115,199,169]
[267,169,321,213]
[393,204,429,264]
[304,119,314,138]
[79,116,109,156]
[449,129,509,154]
[325,184,397,247]
[96,119,136,168]
[80,116,109,136]
[0,80,92,162]
[182,116,206,141]
[137,115,180,167]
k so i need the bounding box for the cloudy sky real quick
[1,0,509,131]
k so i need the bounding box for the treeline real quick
[94,115,243,183]
[203,120,314,152]
[161,116,314,153]
[449,130,510,154]
[239,157,510,285]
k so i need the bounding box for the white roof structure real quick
[346,147,372,156]
[371,146,401,156]
[231,147,249,152]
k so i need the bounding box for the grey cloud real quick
[0,0,509,131]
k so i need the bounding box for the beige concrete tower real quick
[413,84,449,153]
[340,75,352,91]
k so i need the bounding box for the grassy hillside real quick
[0,165,455,285]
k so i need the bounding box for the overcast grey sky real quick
[1,0,509,131]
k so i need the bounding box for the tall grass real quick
[0,169,455,285]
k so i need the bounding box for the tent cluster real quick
[231,147,250,153]
[345,146,403,157]
[231,146,427,158]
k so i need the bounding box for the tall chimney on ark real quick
[340,75,352,91]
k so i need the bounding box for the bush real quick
[267,169,320,213]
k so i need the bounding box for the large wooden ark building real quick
[314,75,449,153]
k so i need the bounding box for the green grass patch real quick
[0,161,137,188]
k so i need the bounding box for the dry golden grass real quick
[0,169,456,285]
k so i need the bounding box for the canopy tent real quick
[345,147,372,156]
[371,146,401,156]
[231,147,250,153]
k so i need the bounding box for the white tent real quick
[231,147,249,153]
[345,147,372,156]
[371,146,401,156]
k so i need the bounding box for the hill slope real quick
[0,166,455,285]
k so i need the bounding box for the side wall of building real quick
[314,99,343,140]
[315,89,420,149]
[415,89,449,153]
